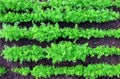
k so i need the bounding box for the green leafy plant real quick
[2,41,120,63]
[0,67,7,76]
[47,0,120,9]
[0,9,119,23]
[12,67,30,76]
[12,63,120,79]
[1,23,120,42]
[2,45,45,63]
[0,0,40,13]
[0,0,120,13]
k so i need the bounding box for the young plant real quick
[0,66,7,76]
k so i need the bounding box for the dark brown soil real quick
[111,6,120,13]
[46,75,85,79]
[97,76,120,79]
[1,54,120,70]
[76,37,120,48]
[0,71,34,79]
[1,37,120,50]
[0,72,86,79]
[78,20,120,29]
[56,55,120,67]
[6,19,120,30]
[1,38,50,48]
[0,23,2,29]
[0,71,120,79]
[59,20,120,29]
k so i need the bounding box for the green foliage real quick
[2,45,45,63]
[12,67,30,76]
[0,0,120,13]
[31,65,54,78]
[47,0,120,9]
[113,0,120,7]
[1,23,120,42]
[1,1,120,79]
[0,67,7,76]
[0,23,61,42]
[2,41,120,63]
[12,63,120,79]
[46,42,90,63]
[46,42,120,63]
[0,0,40,13]
[0,24,27,41]
[0,9,119,23]
[0,0,119,23]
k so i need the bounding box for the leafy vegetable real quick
[12,67,30,76]
[0,0,40,13]
[0,9,119,23]
[0,0,120,13]
[12,63,120,79]
[2,41,120,63]
[0,66,7,76]
[1,23,120,42]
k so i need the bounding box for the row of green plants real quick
[12,63,120,79]
[1,23,120,42]
[0,9,119,23]
[0,0,120,13]
[2,41,120,64]
[0,0,40,13]
[42,0,120,10]
[0,66,7,76]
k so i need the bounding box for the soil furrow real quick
[0,71,119,79]
[0,71,34,79]
[1,20,119,30]
[1,55,120,70]
[111,6,120,13]
[1,37,120,51]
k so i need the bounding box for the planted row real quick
[1,23,120,42]
[0,0,40,13]
[0,9,119,23]
[0,66,7,76]
[12,63,120,79]
[45,0,120,9]
[1,0,120,13]
[2,41,120,63]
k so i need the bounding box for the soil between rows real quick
[110,6,120,13]
[0,72,86,79]
[1,37,120,50]
[3,19,120,30]
[1,54,120,70]
[0,71,120,79]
